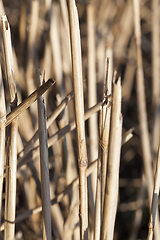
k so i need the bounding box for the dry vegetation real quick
[0,0,159,239]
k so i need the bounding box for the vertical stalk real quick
[37,70,52,240]
[132,0,160,239]
[101,78,122,240]
[147,146,160,240]
[101,59,113,214]
[0,65,6,224]
[151,0,160,181]
[87,2,98,204]
[94,106,102,240]
[1,14,18,240]
[68,0,88,239]
[152,0,160,108]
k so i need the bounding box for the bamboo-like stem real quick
[68,1,88,239]
[37,70,52,240]
[0,65,6,224]
[147,146,160,240]
[132,1,160,239]
[87,2,98,205]
[101,77,122,240]
[6,78,55,127]
[1,14,18,240]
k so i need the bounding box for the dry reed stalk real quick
[6,78,55,127]
[132,0,160,239]
[97,38,105,84]
[100,59,113,215]
[59,0,71,75]
[68,0,88,238]
[151,99,160,167]
[65,137,80,240]
[101,77,122,240]
[59,97,80,238]
[152,0,160,108]
[0,0,5,17]
[87,2,98,206]
[41,42,52,90]
[50,3,63,95]
[1,14,18,240]
[37,70,52,240]
[147,146,160,240]
[56,96,80,239]
[151,0,160,175]
[94,106,102,240]
[0,65,6,224]
[26,0,39,121]
[26,0,39,82]
[47,121,64,240]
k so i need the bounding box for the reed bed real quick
[0,0,159,240]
